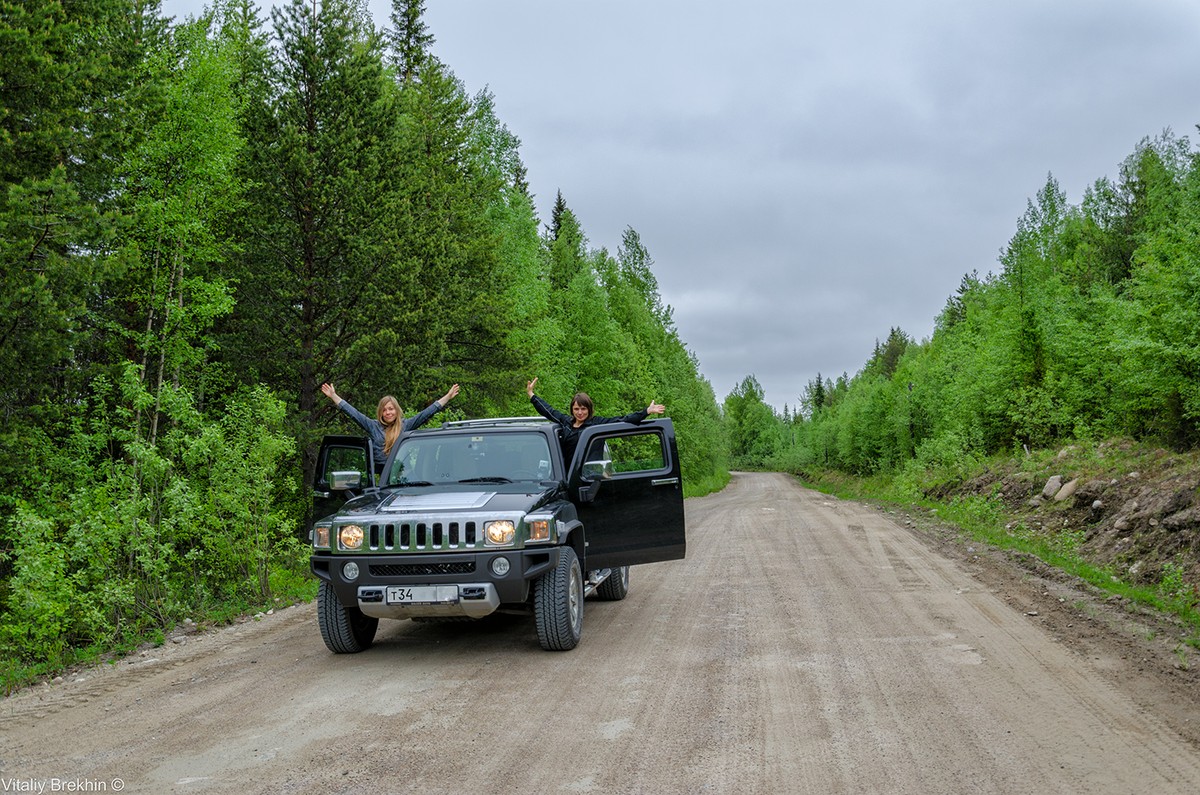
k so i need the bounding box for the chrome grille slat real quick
[367,518,479,551]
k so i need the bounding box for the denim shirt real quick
[337,398,445,472]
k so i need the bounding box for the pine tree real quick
[865,327,911,379]
[547,189,568,239]
[0,0,164,413]
[379,55,513,405]
[802,373,827,419]
[387,0,434,85]
[224,0,399,483]
[547,200,587,292]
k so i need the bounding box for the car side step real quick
[583,567,612,598]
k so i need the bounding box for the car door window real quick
[572,423,685,569]
[322,446,370,487]
[583,431,667,475]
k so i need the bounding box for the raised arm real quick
[593,398,664,427]
[527,378,570,424]
[404,384,460,432]
[438,383,460,407]
[323,384,375,438]
[320,382,342,406]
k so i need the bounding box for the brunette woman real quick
[526,377,663,463]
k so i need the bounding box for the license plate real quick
[386,585,458,605]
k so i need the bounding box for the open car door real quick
[311,435,376,525]
[569,420,686,569]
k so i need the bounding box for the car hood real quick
[336,483,559,519]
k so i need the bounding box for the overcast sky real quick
[161,0,1200,410]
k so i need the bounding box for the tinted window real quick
[584,431,667,474]
[386,432,553,485]
[321,446,370,486]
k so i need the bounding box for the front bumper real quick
[311,547,563,619]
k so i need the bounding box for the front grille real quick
[370,561,477,577]
[367,520,478,551]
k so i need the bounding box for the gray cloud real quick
[162,0,1200,409]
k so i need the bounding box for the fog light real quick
[343,561,360,581]
[491,556,511,576]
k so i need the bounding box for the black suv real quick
[309,416,686,652]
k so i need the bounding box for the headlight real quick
[338,524,364,550]
[313,523,332,549]
[527,518,551,543]
[484,520,515,546]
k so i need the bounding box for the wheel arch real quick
[559,519,586,564]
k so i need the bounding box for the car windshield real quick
[385,431,554,487]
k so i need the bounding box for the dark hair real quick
[570,392,594,419]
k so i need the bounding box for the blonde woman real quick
[321,382,460,473]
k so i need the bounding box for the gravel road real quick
[4,472,1200,794]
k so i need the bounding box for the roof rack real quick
[439,416,551,429]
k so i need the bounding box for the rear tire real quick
[317,580,378,653]
[595,565,630,601]
[534,547,583,650]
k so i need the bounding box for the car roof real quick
[407,417,556,435]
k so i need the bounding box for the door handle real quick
[651,478,679,486]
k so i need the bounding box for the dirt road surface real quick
[5,472,1200,794]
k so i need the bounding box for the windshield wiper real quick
[458,476,513,484]
[390,480,434,487]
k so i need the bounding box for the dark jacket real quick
[337,398,445,472]
[530,393,648,465]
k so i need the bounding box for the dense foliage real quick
[0,0,725,683]
[724,131,1200,481]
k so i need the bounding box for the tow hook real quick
[460,586,486,600]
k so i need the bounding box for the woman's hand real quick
[440,383,460,406]
[320,383,341,406]
[647,400,665,415]
[526,377,538,398]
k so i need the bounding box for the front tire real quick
[317,580,378,653]
[534,546,583,650]
[595,566,630,601]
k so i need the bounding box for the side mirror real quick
[581,459,613,482]
[330,470,363,490]
[577,459,613,503]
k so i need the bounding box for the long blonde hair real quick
[377,395,403,454]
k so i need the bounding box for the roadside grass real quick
[1,636,144,699]
[1,569,319,697]
[792,464,1200,652]
[685,469,731,498]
